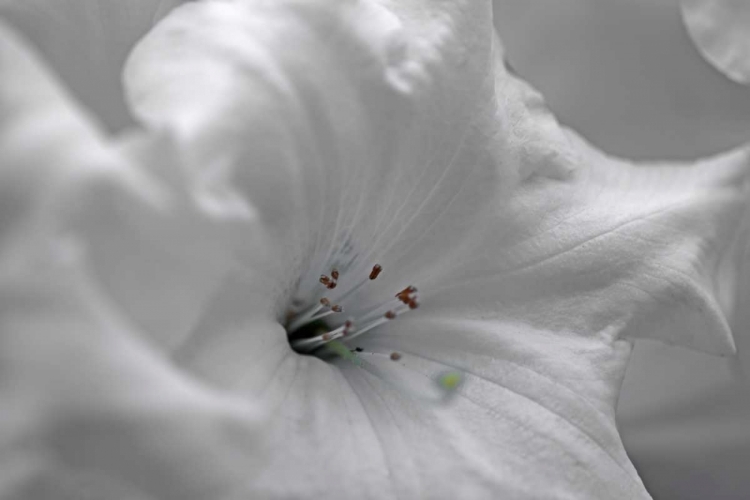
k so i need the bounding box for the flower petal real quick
[123,0,499,303]
[682,0,750,85]
[218,337,646,499]
[412,42,750,357]
[0,0,187,131]
[0,21,268,499]
[0,17,262,356]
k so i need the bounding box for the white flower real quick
[1,1,748,499]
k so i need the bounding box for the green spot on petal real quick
[438,371,462,391]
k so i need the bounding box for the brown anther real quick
[331,304,343,313]
[407,299,419,310]
[396,286,417,304]
[369,264,383,280]
[331,268,339,280]
[390,352,402,361]
[343,320,353,335]
[320,275,332,286]
[385,310,397,320]
[320,297,331,307]
[327,281,337,290]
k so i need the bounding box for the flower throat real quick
[284,259,463,399]
[285,263,418,355]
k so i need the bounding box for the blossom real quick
[1,0,748,498]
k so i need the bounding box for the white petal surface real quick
[682,0,750,85]
[0,21,268,500]
[121,0,750,498]
[0,0,187,132]
[125,0,499,289]
[419,66,750,356]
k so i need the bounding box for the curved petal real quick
[0,21,268,499]
[123,0,499,308]
[413,41,750,357]
[0,0,187,132]
[682,0,750,85]
[218,335,645,499]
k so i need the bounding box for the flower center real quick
[285,263,418,355]
[284,260,463,400]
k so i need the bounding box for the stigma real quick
[286,264,419,354]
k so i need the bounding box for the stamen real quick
[369,264,382,280]
[354,288,417,325]
[286,301,327,332]
[306,309,337,323]
[319,273,337,290]
[287,260,419,364]
[286,246,463,402]
[286,299,343,332]
[343,304,410,343]
[327,264,384,306]
[351,297,400,324]
[396,286,417,304]
[291,321,351,353]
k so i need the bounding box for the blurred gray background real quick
[493,1,750,498]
